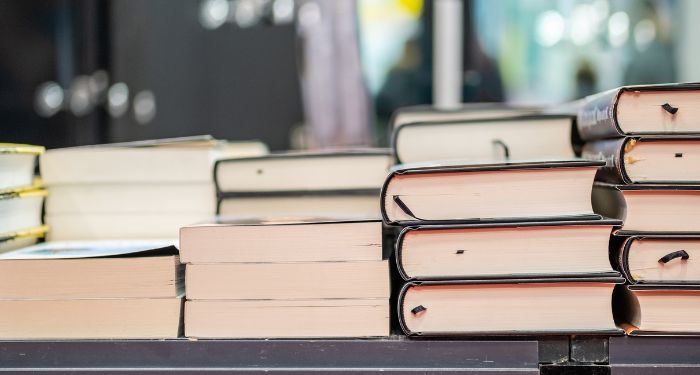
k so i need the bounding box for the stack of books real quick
[383,105,624,335]
[0,241,183,339]
[579,83,700,335]
[41,136,266,240]
[0,144,47,253]
[180,219,390,338]
[214,150,391,219]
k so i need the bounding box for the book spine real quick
[577,89,623,141]
[582,138,628,184]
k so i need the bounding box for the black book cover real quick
[397,277,625,337]
[577,83,700,141]
[382,159,604,226]
[395,218,622,281]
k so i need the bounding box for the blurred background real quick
[2,0,698,150]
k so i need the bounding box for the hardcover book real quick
[615,235,700,284]
[592,184,700,233]
[577,83,700,141]
[583,137,700,184]
[215,150,391,218]
[381,159,603,225]
[398,277,624,336]
[392,115,575,164]
[396,219,620,280]
[614,284,700,335]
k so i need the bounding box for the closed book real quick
[583,137,700,184]
[381,159,603,225]
[185,299,389,338]
[392,115,575,164]
[398,277,624,336]
[215,150,390,219]
[0,143,43,192]
[389,103,540,129]
[614,284,700,335]
[396,219,620,281]
[577,83,700,141]
[615,235,700,284]
[593,183,700,233]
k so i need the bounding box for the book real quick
[0,240,182,298]
[398,278,623,336]
[180,219,382,263]
[616,235,700,284]
[389,103,539,129]
[614,284,700,335]
[186,261,389,300]
[396,220,620,280]
[185,299,388,338]
[393,115,575,164]
[45,212,210,241]
[215,149,391,194]
[215,150,391,218]
[218,193,380,219]
[0,143,44,192]
[0,226,47,254]
[592,184,700,233]
[40,136,267,185]
[46,183,216,215]
[0,240,183,339]
[0,189,45,235]
[577,83,700,141]
[583,137,700,184]
[381,160,603,225]
[0,297,182,339]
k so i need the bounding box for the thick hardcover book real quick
[583,136,700,184]
[381,159,603,226]
[577,83,700,141]
[215,150,391,218]
[592,183,700,234]
[615,234,700,284]
[397,277,624,336]
[388,103,540,129]
[395,219,621,281]
[614,284,700,336]
[392,114,575,164]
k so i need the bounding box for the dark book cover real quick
[577,83,700,141]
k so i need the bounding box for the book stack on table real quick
[384,103,624,336]
[578,83,700,335]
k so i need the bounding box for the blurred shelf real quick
[0,337,539,374]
